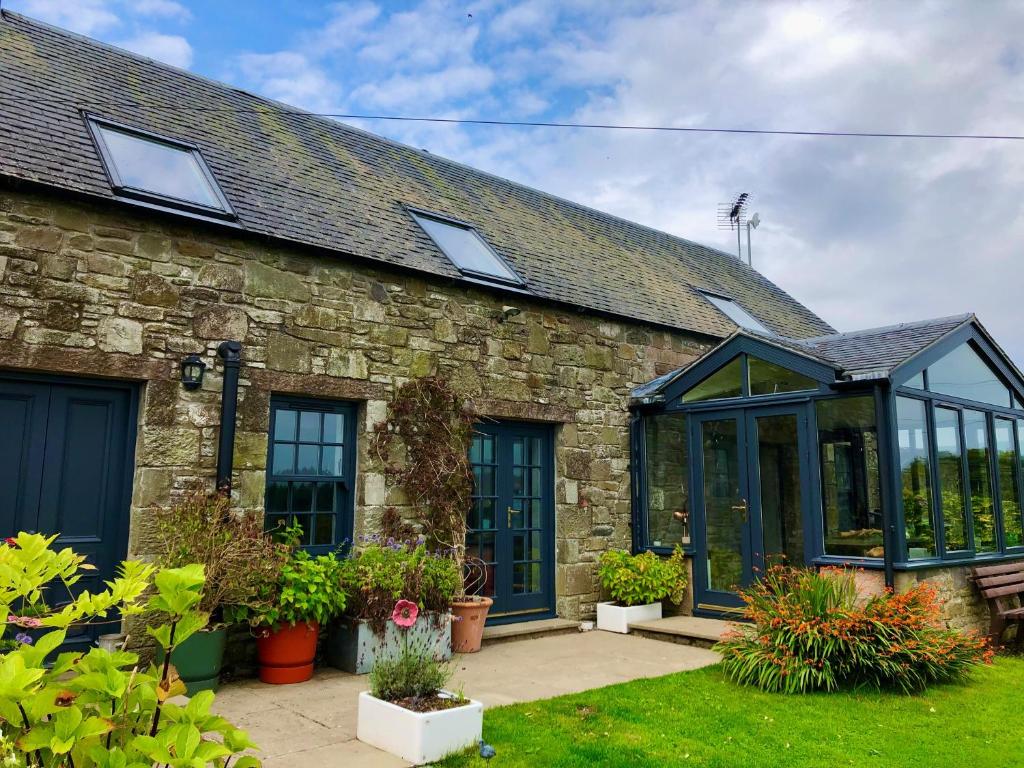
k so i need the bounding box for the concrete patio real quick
[213,630,721,766]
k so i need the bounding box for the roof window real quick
[700,291,771,334]
[85,116,233,218]
[410,210,522,285]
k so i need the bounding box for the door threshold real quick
[481,617,578,645]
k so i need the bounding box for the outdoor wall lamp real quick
[498,305,521,323]
[180,353,207,390]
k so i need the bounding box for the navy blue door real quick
[467,421,555,623]
[0,376,137,651]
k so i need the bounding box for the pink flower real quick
[391,599,419,629]
[4,537,16,547]
[8,615,42,629]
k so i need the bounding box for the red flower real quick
[4,537,16,547]
[391,599,419,629]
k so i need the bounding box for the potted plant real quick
[373,377,492,653]
[357,599,483,765]
[249,531,347,684]
[155,489,288,694]
[328,535,459,673]
[596,546,687,633]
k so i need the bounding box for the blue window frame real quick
[265,397,356,553]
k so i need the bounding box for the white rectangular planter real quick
[596,601,662,633]
[357,690,483,766]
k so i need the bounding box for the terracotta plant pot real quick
[255,621,319,684]
[450,597,492,653]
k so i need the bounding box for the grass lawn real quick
[440,656,1024,767]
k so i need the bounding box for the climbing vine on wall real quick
[373,376,477,594]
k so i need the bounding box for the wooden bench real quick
[972,562,1024,647]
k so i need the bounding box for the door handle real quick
[731,498,748,523]
[507,507,514,528]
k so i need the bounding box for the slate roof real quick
[631,314,977,399]
[0,11,834,341]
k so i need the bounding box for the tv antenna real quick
[717,193,760,266]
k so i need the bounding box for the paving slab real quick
[629,615,736,643]
[214,628,720,766]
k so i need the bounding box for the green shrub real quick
[597,546,687,607]
[0,532,260,767]
[248,547,347,628]
[715,566,993,694]
[339,537,459,633]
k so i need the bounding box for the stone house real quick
[1,12,1019,639]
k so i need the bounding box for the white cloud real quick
[131,0,191,21]
[234,52,341,112]
[116,31,192,67]
[10,0,120,34]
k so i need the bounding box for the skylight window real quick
[700,292,771,334]
[410,211,522,285]
[85,116,233,218]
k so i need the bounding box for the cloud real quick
[10,0,120,34]
[233,52,341,113]
[131,0,192,21]
[116,32,192,67]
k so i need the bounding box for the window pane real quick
[904,372,925,389]
[934,407,968,552]
[702,418,744,591]
[272,443,295,475]
[266,481,289,513]
[323,412,345,444]
[314,514,334,546]
[315,482,334,512]
[96,124,221,208]
[964,410,997,552]
[928,343,1011,407]
[702,293,771,334]
[274,409,297,441]
[296,444,319,475]
[291,482,314,512]
[816,397,884,558]
[644,412,690,547]
[897,397,936,559]
[299,411,321,442]
[995,419,1022,548]
[413,213,520,282]
[681,356,743,403]
[320,445,343,477]
[748,357,817,396]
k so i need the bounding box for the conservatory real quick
[629,313,1024,616]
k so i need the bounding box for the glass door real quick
[692,405,810,614]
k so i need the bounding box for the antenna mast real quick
[717,193,760,266]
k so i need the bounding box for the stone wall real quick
[0,185,709,620]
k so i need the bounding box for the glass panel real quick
[528,498,543,529]
[272,443,295,475]
[644,412,690,547]
[964,410,997,552]
[413,213,520,282]
[682,357,743,403]
[904,372,925,390]
[475,498,493,530]
[897,397,936,559]
[748,357,817,396]
[299,411,321,442]
[928,343,1011,407]
[314,514,334,546]
[995,419,1022,548]
[934,407,968,552]
[816,397,883,558]
[320,445,343,477]
[529,531,541,560]
[296,444,319,475]
[702,293,771,333]
[512,466,524,496]
[96,123,222,208]
[292,515,312,545]
[512,563,526,593]
[266,482,289,512]
[323,413,344,443]
[701,418,745,592]
[273,409,297,441]
[315,482,334,512]
[476,465,495,496]
[291,482,314,512]
[265,513,287,534]
[755,414,803,567]
[513,534,526,562]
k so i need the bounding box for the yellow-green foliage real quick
[597,546,687,607]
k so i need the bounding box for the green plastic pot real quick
[157,627,227,695]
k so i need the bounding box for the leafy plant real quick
[715,565,993,694]
[597,546,687,607]
[155,489,290,625]
[247,546,346,629]
[339,537,459,633]
[0,532,260,767]
[372,377,477,598]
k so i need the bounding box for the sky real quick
[8,0,1024,363]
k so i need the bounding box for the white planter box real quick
[596,601,662,633]
[357,690,483,766]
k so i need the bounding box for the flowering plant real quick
[368,600,458,707]
[715,566,993,693]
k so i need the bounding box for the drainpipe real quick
[216,340,242,495]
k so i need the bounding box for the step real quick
[481,618,579,645]
[629,616,736,649]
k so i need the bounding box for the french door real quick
[467,421,555,623]
[692,405,812,613]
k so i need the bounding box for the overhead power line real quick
[2,96,1022,141]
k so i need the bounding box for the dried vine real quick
[373,377,478,597]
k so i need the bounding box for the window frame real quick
[407,207,525,287]
[698,291,772,334]
[265,396,357,554]
[83,113,236,220]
